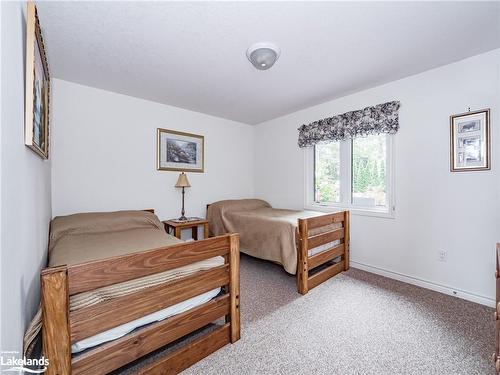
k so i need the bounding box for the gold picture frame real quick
[157,128,205,172]
[25,2,50,159]
[450,109,490,172]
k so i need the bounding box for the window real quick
[314,142,340,203]
[352,134,387,207]
[307,134,394,216]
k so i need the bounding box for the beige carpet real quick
[182,254,495,375]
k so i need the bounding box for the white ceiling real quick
[37,1,500,125]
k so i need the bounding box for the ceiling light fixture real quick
[246,42,281,71]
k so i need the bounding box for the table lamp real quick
[175,172,191,221]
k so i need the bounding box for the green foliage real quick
[352,156,384,193]
[314,143,340,203]
[352,135,387,206]
[315,135,387,206]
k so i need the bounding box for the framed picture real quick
[25,2,50,159]
[450,109,490,172]
[157,128,204,172]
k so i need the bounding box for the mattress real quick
[72,287,221,353]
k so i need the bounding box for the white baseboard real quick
[350,260,495,308]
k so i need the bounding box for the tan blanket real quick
[49,210,177,266]
[207,199,335,274]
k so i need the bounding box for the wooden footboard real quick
[296,211,349,295]
[41,234,240,375]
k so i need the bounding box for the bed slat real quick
[308,243,344,269]
[68,235,231,295]
[72,294,230,375]
[136,324,231,375]
[70,265,229,342]
[307,260,345,290]
[305,212,345,230]
[307,228,344,250]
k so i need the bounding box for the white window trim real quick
[304,135,396,219]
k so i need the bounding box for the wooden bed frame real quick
[206,204,349,295]
[41,211,240,375]
[296,211,349,295]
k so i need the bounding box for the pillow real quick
[208,199,270,217]
[207,199,271,236]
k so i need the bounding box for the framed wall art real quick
[25,2,50,159]
[157,128,204,172]
[450,109,490,172]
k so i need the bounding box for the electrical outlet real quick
[438,249,447,262]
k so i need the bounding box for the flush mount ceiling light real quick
[246,42,281,70]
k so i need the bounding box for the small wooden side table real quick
[163,219,209,240]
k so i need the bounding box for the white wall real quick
[255,49,500,304]
[0,0,3,349]
[51,80,255,226]
[1,1,52,353]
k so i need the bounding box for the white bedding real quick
[72,288,221,353]
[308,239,341,257]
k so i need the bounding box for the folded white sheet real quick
[308,239,342,257]
[72,288,221,353]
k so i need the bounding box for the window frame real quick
[304,134,396,219]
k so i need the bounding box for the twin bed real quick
[207,199,349,294]
[38,201,349,374]
[40,210,240,375]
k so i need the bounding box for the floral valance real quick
[298,101,400,148]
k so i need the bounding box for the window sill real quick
[304,203,395,219]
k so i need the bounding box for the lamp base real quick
[178,215,188,221]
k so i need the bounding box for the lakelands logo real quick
[0,351,49,373]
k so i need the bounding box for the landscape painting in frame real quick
[450,109,490,172]
[157,128,204,172]
[25,2,50,159]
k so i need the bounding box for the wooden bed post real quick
[228,233,241,343]
[41,266,71,375]
[344,211,350,271]
[297,219,309,295]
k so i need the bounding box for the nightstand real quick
[163,219,209,240]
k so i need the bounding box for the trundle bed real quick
[39,210,240,375]
[207,199,349,295]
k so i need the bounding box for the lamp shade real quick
[175,172,191,188]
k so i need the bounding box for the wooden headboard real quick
[143,209,155,213]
